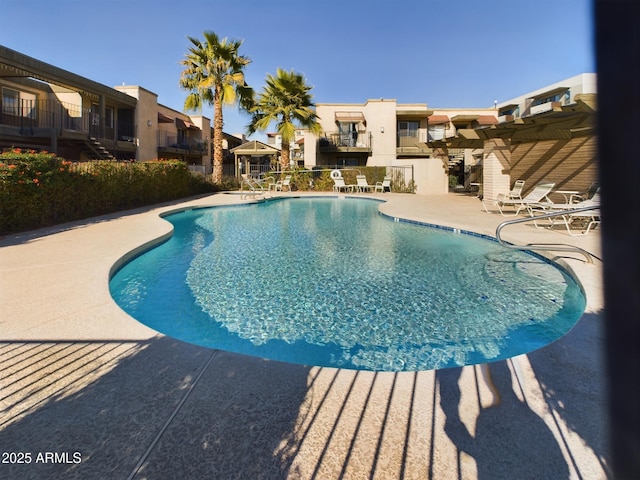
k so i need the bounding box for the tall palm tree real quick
[180,31,252,183]
[248,68,322,171]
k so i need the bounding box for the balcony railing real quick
[0,100,134,142]
[157,131,208,154]
[397,128,428,146]
[318,131,372,151]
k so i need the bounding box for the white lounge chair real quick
[483,182,555,216]
[332,175,354,192]
[375,176,392,193]
[530,194,601,235]
[505,180,525,200]
[271,175,292,192]
[356,175,374,192]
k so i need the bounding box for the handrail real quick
[495,206,601,264]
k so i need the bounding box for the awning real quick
[335,111,365,123]
[427,115,450,125]
[158,112,174,123]
[175,118,200,130]
[477,115,498,125]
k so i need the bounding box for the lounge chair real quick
[271,175,292,192]
[332,175,354,192]
[374,176,392,193]
[530,194,601,235]
[356,175,374,192]
[505,180,525,200]
[569,183,600,204]
[482,182,555,216]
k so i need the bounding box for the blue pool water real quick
[109,197,586,371]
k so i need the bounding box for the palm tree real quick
[180,31,252,183]
[248,68,322,171]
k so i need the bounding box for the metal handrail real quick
[495,206,601,264]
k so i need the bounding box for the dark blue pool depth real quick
[109,197,586,371]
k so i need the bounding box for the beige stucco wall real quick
[393,157,448,195]
[482,138,512,201]
[315,99,398,166]
[115,85,158,161]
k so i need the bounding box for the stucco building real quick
[0,45,210,171]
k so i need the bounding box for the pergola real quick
[428,96,597,151]
[230,140,280,177]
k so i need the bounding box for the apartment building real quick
[431,73,598,200]
[301,100,497,194]
[0,46,210,170]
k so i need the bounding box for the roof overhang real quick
[451,114,479,123]
[231,140,280,156]
[530,86,569,100]
[0,45,137,107]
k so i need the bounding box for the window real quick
[2,88,20,115]
[398,121,419,138]
[338,122,358,146]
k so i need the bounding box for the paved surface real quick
[0,192,609,479]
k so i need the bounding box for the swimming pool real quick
[109,197,586,371]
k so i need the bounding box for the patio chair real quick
[505,180,525,200]
[569,183,600,204]
[332,175,354,192]
[482,182,555,216]
[374,176,392,193]
[530,194,601,235]
[356,175,374,192]
[271,175,292,192]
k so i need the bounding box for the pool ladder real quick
[495,206,601,264]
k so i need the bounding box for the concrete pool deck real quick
[0,192,609,479]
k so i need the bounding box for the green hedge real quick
[0,150,214,235]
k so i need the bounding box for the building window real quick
[338,122,358,146]
[2,88,20,115]
[398,121,419,138]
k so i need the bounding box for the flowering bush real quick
[0,150,214,235]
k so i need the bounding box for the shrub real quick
[0,150,214,235]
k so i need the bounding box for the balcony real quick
[318,131,372,152]
[529,101,563,116]
[157,131,208,154]
[396,128,431,156]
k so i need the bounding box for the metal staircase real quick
[75,137,115,160]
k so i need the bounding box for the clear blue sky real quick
[1,0,594,139]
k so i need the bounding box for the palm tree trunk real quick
[281,142,290,172]
[212,88,224,183]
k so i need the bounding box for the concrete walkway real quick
[0,192,609,479]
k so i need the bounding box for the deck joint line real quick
[126,349,219,480]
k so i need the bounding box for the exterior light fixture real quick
[380,127,385,133]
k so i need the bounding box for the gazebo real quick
[230,140,280,178]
